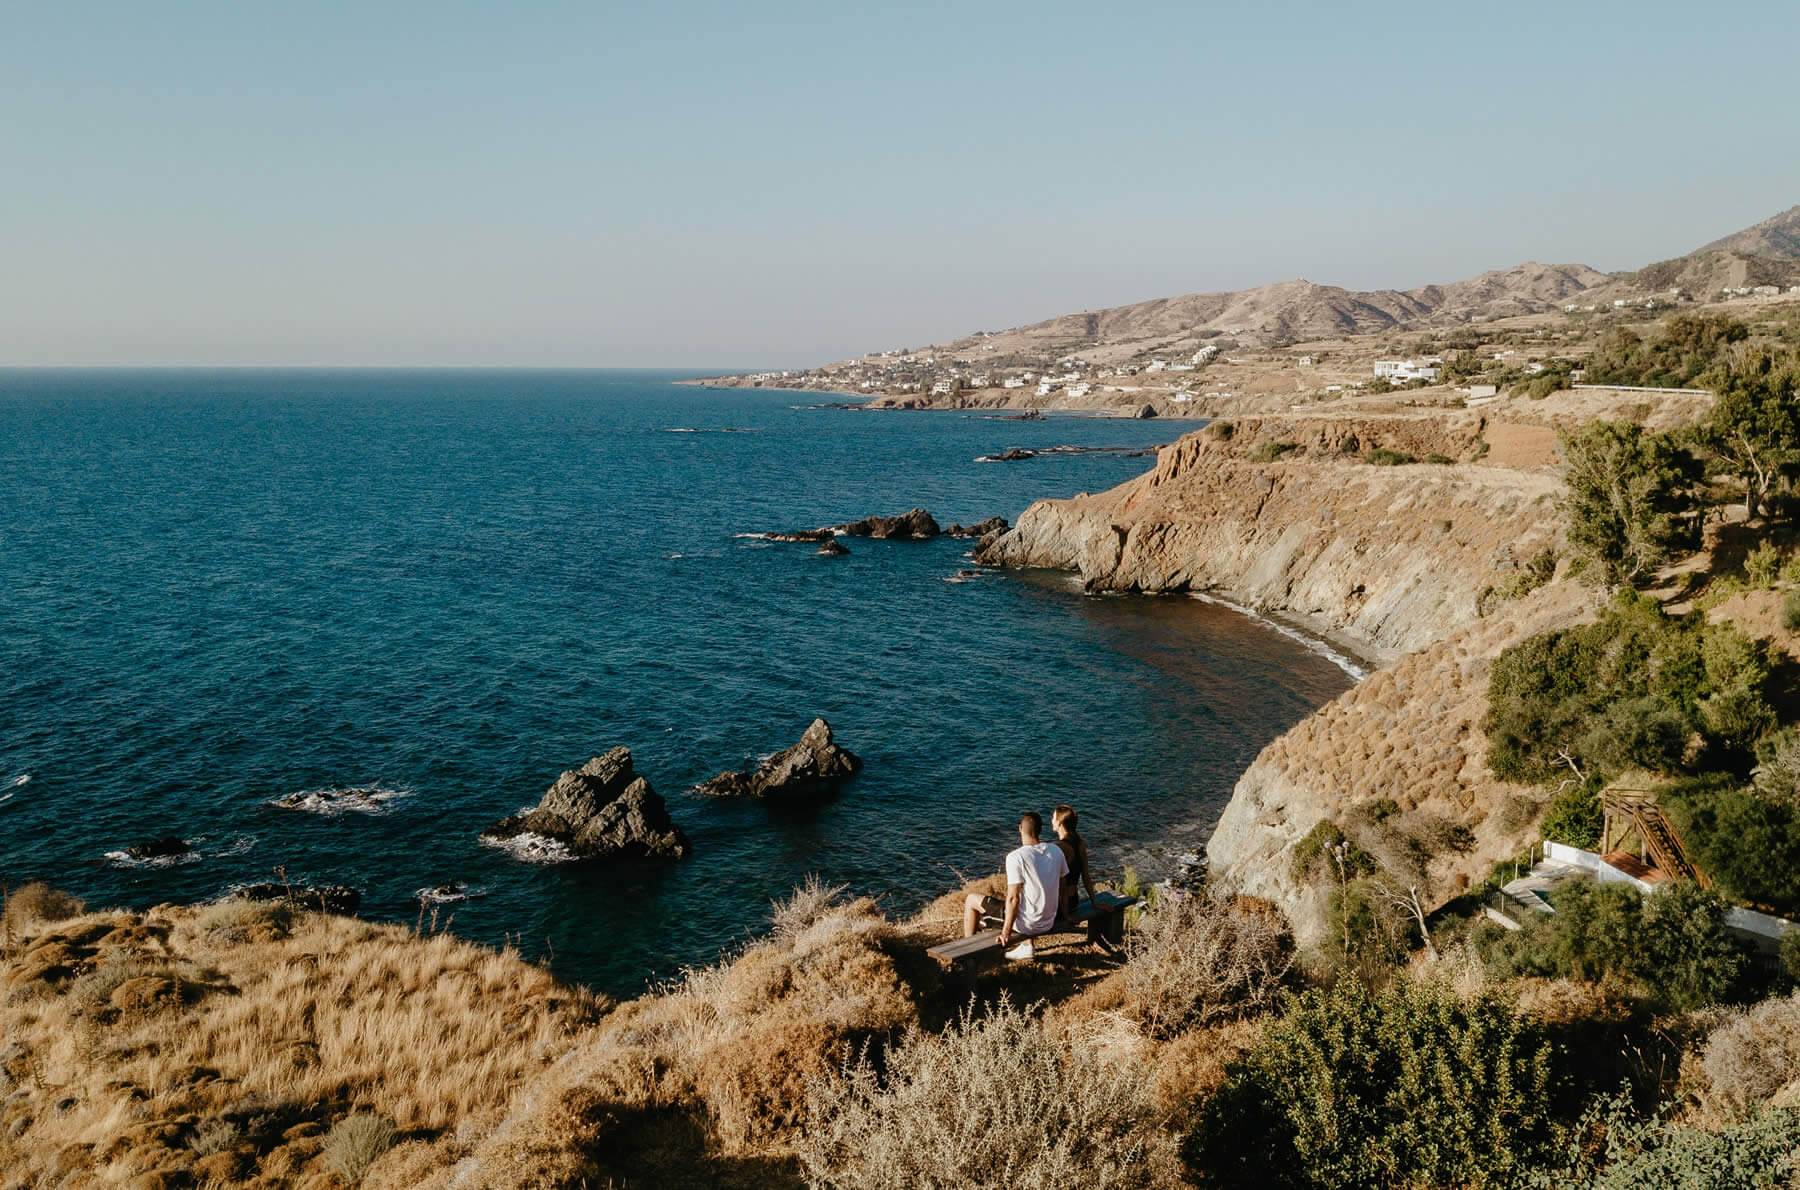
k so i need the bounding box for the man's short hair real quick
[1020,811,1042,838]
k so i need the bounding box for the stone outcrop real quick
[124,837,192,861]
[766,508,942,543]
[484,748,691,861]
[946,516,1008,538]
[816,539,850,556]
[696,718,862,800]
[238,884,363,915]
[976,416,1563,663]
[836,508,940,539]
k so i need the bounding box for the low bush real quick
[1187,981,1568,1189]
[1745,542,1784,587]
[1123,891,1292,1038]
[1547,1092,1800,1189]
[769,875,850,944]
[323,1113,397,1185]
[1366,447,1415,466]
[1784,589,1800,631]
[3,883,84,934]
[1699,992,1800,1109]
[1248,440,1300,463]
[799,998,1181,1190]
[1540,781,1604,849]
[1665,780,1800,913]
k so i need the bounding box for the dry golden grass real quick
[0,877,1208,1189]
[1,899,604,1188]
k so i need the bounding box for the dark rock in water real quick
[124,837,193,861]
[238,883,363,915]
[483,747,691,861]
[765,508,941,543]
[816,539,850,556]
[835,508,940,540]
[696,718,862,801]
[947,516,1009,538]
[977,448,1036,462]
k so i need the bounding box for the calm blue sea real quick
[0,369,1350,994]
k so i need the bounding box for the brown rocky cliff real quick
[979,417,1565,662]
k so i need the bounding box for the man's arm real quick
[999,881,1022,944]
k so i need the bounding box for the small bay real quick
[0,369,1350,995]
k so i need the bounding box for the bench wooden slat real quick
[927,892,1137,963]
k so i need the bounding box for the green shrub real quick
[1475,880,1743,1011]
[1784,590,1800,631]
[1559,420,1703,587]
[1745,542,1784,587]
[1665,780,1800,913]
[1422,453,1454,465]
[1248,440,1300,463]
[1187,982,1567,1189]
[1546,1092,1800,1189]
[1366,447,1415,466]
[1289,820,1375,884]
[1540,782,1604,849]
[1484,591,1773,787]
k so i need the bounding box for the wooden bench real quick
[927,891,1137,965]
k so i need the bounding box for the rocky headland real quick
[482,748,691,861]
[695,718,862,800]
[974,401,1655,944]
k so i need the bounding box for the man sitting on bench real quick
[963,810,1070,960]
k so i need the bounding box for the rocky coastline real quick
[974,409,1600,944]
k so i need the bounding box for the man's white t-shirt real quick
[1005,841,1070,935]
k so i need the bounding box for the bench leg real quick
[1088,908,1125,948]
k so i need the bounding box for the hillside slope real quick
[1696,204,1800,259]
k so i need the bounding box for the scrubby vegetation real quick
[1484,591,1773,789]
[1189,981,1569,1189]
[1475,881,1743,1011]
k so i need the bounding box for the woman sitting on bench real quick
[1052,803,1098,922]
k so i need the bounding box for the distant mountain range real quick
[847,205,1800,365]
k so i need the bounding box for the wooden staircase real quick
[1601,787,1709,887]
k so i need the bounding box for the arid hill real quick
[1695,203,1800,259]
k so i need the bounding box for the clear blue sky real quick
[5,1,1797,367]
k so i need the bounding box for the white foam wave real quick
[415,883,488,904]
[1189,593,1369,680]
[214,834,257,857]
[10,773,30,787]
[269,786,411,815]
[482,831,574,864]
[104,846,201,870]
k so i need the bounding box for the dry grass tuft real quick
[1123,890,1293,1038]
[4,881,85,935]
[798,996,1183,1190]
[324,1112,398,1184]
[1698,991,1800,1110]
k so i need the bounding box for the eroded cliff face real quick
[979,417,1564,663]
[978,414,1598,946]
[1207,582,1594,948]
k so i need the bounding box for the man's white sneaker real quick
[1005,939,1035,961]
